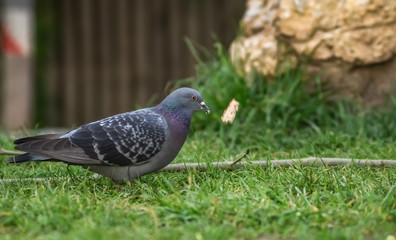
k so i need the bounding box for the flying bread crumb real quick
[221,98,239,123]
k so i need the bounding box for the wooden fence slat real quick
[45,0,58,126]
[169,0,183,81]
[226,0,245,46]
[62,0,77,126]
[152,0,166,97]
[135,0,150,104]
[185,1,200,77]
[126,0,137,108]
[98,0,112,119]
[117,0,131,113]
[80,0,95,124]
[203,0,216,48]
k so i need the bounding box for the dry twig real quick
[1,149,395,183]
[160,157,396,172]
[0,148,23,156]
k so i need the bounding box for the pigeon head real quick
[159,88,210,115]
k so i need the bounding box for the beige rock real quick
[231,0,396,105]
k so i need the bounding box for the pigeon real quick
[6,88,210,183]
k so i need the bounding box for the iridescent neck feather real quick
[156,103,192,130]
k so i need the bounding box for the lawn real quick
[0,46,395,239]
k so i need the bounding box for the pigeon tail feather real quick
[6,153,51,163]
[14,133,63,144]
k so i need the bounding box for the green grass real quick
[0,145,395,240]
[1,44,396,239]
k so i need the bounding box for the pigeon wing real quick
[69,109,167,166]
[14,110,167,166]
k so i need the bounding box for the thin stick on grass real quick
[1,148,395,168]
[160,157,396,172]
[1,149,396,183]
[0,148,23,156]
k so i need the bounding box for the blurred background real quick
[2,0,396,133]
[1,0,244,129]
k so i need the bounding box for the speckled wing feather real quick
[69,109,167,166]
[13,109,167,166]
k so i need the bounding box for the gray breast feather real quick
[69,110,167,166]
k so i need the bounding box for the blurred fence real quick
[30,0,245,127]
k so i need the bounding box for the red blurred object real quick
[1,25,23,56]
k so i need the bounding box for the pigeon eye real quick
[191,95,197,101]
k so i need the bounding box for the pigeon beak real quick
[200,101,210,114]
